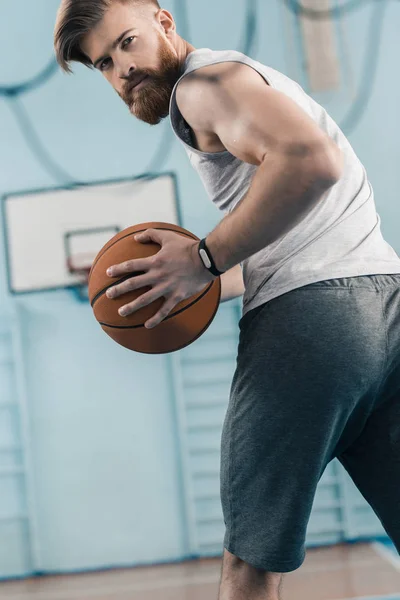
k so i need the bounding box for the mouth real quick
[129,75,149,93]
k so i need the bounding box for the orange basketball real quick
[88,222,221,354]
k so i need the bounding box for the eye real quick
[122,36,135,49]
[99,57,112,72]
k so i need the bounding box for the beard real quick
[118,39,182,125]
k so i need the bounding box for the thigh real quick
[338,278,400,551]
[220,279,387,573]
[339,383,400,551]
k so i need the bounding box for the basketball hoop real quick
[66,255,93,303]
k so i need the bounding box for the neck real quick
[175,36,196,67]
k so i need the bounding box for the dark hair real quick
[54,0,161,73]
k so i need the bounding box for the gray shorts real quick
[220,274,400,573]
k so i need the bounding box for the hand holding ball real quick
[88,223,221,354]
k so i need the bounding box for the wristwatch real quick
[198,238,225,277]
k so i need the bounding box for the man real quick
[54,1,400,599]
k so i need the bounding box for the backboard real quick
[2,172,181,295]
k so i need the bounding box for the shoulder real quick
[175,61,268,132]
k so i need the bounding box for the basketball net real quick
[66,255,93,302]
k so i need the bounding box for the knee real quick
[224,549,247,569]
[223,549,281,580]
[222,550,283,599]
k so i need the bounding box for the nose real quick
[115,57,135,80]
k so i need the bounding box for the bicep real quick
[176,63,333,166]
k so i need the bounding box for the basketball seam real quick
[97,281,217,328]
[90,273,145,307]
[89,226,198,278]
[100,284,221,354]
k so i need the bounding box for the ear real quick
[156,9,176,39]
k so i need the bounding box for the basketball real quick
[87,222,221,354]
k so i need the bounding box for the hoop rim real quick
[66,256,92,286]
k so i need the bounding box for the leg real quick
[337,275,400,550]
[218,549,283,600]
[339,371,400,550]
[220,277,387,578]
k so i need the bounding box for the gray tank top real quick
[169,48,400,316]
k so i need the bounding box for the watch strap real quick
[198,238,225,277]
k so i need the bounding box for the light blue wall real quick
[0,0,400,577]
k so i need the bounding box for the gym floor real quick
[1,542,399,600]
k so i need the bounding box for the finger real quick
[107,258,152,278]
[106,274,151,299]
[119,287,165,317]
[134,228,163,245]
[145,295,183,329]
[134,231,152,243]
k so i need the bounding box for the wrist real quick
[198,238,226,277]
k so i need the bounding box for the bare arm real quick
[176,63,343,272]
[220,263,245,303]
